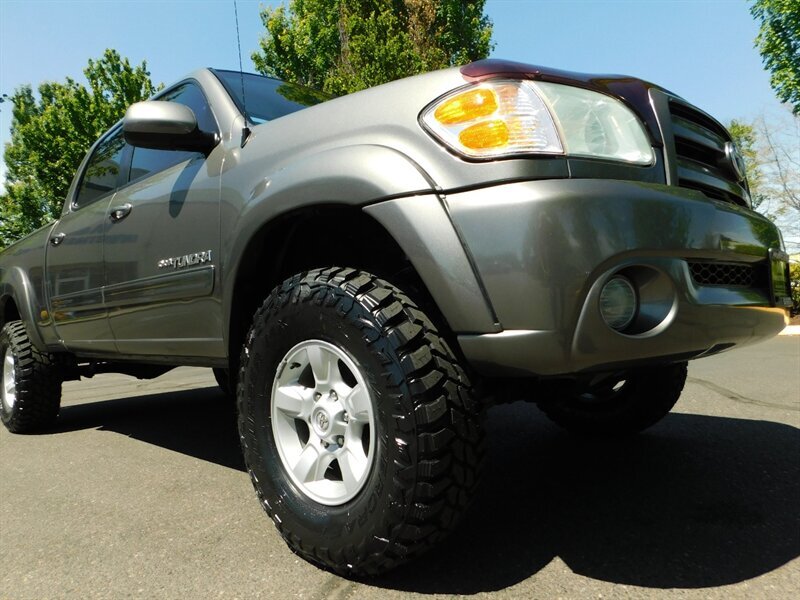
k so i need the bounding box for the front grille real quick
[688,261,767,288]
[668,99,749,207]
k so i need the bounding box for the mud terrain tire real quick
[0,320,62,433]
[238,268,484,576]
[539,363,688,436]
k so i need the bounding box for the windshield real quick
[211,69,331,124]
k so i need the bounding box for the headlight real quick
[421,80,654,165]
[534,82,654,164]
[422,81,562,159]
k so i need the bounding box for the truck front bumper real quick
[445,179,790,377]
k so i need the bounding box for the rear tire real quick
[0,321,63,433]
[238,267,484,576]
[538,363,688,436]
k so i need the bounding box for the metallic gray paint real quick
[219,145,437,341]
[447,179,786,376]
[103,266,215,308]
[124,101,198,135]
[106,151,223,357]
[364,195,499,333]
[0,63,789,377]
[46,194,118,353]
[123,100,219,155]
[0,254,52,350]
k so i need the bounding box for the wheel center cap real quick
[312,407,331,436]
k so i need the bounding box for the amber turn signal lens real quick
[434,88,498,125]
[421,80,566,158]
[458,120,509,150]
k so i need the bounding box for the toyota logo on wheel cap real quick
[316,411,330,431]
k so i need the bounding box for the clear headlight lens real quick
[422,80,654,165]
[534,81,654,165]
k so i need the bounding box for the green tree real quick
[0,49,159,248]
[728,119,765,207]
[252,0,493,96]
[757,110,800,251]
[729,111,800,253]
[751,0,800,113]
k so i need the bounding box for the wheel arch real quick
[223,204,453,373]
[0,269,47,350]
[0,294,21,329]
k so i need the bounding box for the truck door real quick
[45,128,126,353]
[103,81,224,358]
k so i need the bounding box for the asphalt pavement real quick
[1,336,798,599]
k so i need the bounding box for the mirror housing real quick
[123,101,218,155]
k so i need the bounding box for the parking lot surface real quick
[1,337,798,599]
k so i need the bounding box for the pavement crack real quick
[687,377,798,411]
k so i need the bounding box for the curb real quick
[779,325,800,336]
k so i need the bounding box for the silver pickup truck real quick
[0,59,791,575]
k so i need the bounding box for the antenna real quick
[233,0,251,145]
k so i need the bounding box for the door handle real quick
[50,232,66,246]
[109,203,133,222]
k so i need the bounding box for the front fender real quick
[236,143,436,215]
[221,145,438,334]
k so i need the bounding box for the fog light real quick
[599,276,637,330]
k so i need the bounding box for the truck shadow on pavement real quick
[56,387,246,471]
[53,388,799,594]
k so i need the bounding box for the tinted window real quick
[74,129,126,208]
[213,70,330,124]
[128,82,217,183]
[162,82,218,133]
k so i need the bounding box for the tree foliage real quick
[751,0,800,113]
[757,110,800,251]
[729,110,800,253]
[252,0,493,95]
[0,50,159,248]
[728,120,765,207]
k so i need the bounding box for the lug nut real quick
[343,412,349,423]
[330,390,338,400]
[336,436,345,446]
[321,440,330,448]
[314,392,322,400]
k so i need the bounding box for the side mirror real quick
[123,101,218,155]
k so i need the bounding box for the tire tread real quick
[1,321,62,433]
[538,362,688,435]
[237,268,485,576]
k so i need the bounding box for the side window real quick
[74,129,126,208]
[128,82,217,183]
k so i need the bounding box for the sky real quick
[0,0,788,185]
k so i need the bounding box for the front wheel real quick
[238,268,484,576]
[0,321,63,433]
[538,363,688,436]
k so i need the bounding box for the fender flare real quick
[0,267,48,351]
[221,145,436,334]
